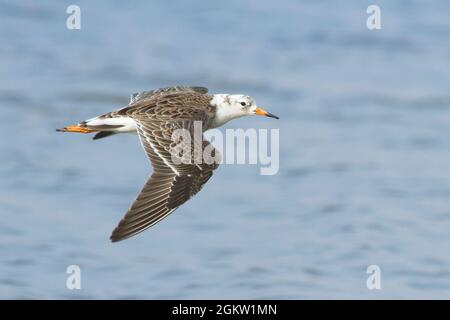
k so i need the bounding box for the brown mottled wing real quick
[129,86,208,104]
[99,86,211,120]
[109,118,220,242]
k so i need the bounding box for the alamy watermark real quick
[170,121,279,175]
[66,5,81,30]
[66,265,81,290]
[366,265,381,290]
[366,5,381,30]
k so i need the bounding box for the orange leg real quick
[56,125,98,133]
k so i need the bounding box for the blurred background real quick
[1,0,450,299]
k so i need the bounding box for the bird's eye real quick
[240,102,246,106]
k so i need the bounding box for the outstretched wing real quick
[98,86,210,121]
[110,118,219,242]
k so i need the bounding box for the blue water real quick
[1,0,450,299]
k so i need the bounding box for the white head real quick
[210,94,278,127]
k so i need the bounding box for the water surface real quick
[1,0,450,299]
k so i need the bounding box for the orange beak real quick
[255,107,279,119]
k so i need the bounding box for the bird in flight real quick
[57,86,279,242]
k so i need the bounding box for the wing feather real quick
[110,116,219,242]
[129,86,208,104]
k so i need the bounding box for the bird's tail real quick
[57,117,128,139]
[56,122,98,134]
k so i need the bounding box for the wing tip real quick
[109,231,123,243]
[110,235,120,243]
[110,225,127,242]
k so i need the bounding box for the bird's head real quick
[210,94,278,127]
